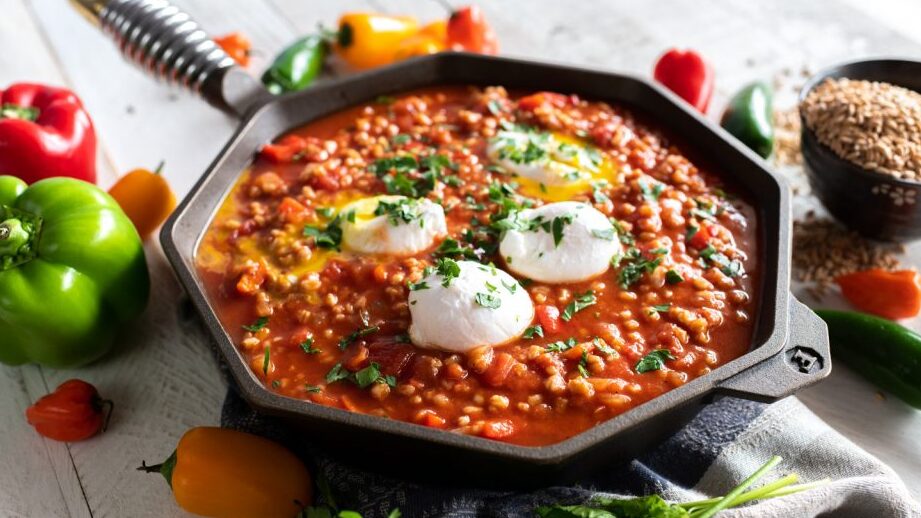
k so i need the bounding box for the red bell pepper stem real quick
[0,83,97,184]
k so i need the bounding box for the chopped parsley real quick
[635,349,676,373]
[391,133,411,146]
[374,197,422,226]
[242,316,269,332]
[546,337,577,353]
[407,280,429,291]
[610,218,635,245]
[305,385,322,393]
[666,269,684,284]
[487,99,503,116]
[502,280,518,293]
[316,206,335,218]
[578,351,590,378]
[300,338,320,355]
[303,215,344,249]
[651,303,671,313]
[523,325,544,339]
[375,95,396,105]
[475,292,502,309]
[616,248,666,289]
[699,245,744,277]
[592,180,612,204]
[491,124,550,165]
[262,345,270,375]
[370,154,456,198]
[325,362,395,389]
[435,257,461,286]
[338,325,380,350]
[434,237,481,261]
[272,380,281,388]
[640,181,664,201]
[551,214,574,247]
[562,291,596,321]
[592,338,616,355]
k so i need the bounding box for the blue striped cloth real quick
[221,385,920,517]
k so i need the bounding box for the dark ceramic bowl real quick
[799,59,921,241]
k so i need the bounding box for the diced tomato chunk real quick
[260,135,308,163]
[480,419,516,439]
[687,223,711,249]
[236,260,266,295]
[518,92,571,111]
[308,171,340,191]
[277,197,308,224]
[367,341,416,378]
[343,346,370,371]
[535,304,562,334]
[417,410,447,428]
[481,352,515,387]
[590,122,616,147]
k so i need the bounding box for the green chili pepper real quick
[0,175,149,367]
[815,309,921,409]
[261,35,327,95]
[720,81,774,158]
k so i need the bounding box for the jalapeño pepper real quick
[261,35,327,95]
[815,309,921,409]
[720,81,775,158]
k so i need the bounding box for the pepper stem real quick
[0,219,29,255]
[137,450,177,489]
[0,103,40,121]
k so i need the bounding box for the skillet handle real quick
[716,297,831,402]
[71,0,268,118]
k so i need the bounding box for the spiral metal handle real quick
[72,0,267,116]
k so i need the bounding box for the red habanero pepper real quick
[836,269,921,320]
[0,84,97,184]
[653,49,714,113]
[447,5,499,55]
[26,379,113,442]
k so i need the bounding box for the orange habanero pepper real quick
[836,268,921,320]
[107,162,177,240]
[213,32,252,67]
[140,427,312,518]
[334,13,419,70]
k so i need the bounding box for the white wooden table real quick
[1,0,919,515]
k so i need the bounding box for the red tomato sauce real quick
[196,86,759,446]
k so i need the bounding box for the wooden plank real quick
[0,1,95,516]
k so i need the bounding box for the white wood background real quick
[1,0,920,515]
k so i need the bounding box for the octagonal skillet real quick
[76,0,830,486]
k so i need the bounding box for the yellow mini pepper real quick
[334,13,419,69]
[394,20,448,61]
[140,427,312,518]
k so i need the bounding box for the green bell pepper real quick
[261,35,327,95]
[0,176,149,367]
[815,309,921,409]
[720,81,774,158]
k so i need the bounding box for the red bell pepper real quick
[0,83,96,184]
[653,49,714,113]
[26,379,113,442]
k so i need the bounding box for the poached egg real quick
[499,201,622,283]
[408,260,534,353]
[487,126,615,202]
[340,195,447,256]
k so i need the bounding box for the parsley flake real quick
[475,292,502,309]
[562,291,596,321]
[523,324,544,339]
[300,338,319,355]
[635,349,676,373]
[242,316,269,332]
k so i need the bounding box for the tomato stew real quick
[196,86,758,446]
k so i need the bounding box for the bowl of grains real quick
[800,59,921,241]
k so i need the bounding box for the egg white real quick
[408,260,534,353]
[340,195,446,256]
[499,201,622,283]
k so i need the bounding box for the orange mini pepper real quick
[836,269,921,320]
[394,20,448,61]
[107,162,177,240]
[140,427,312,518]
[334,13,419,70]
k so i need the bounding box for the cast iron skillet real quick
[73,0,831,486]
